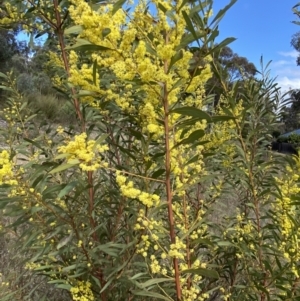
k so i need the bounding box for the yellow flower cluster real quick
[0,151,17,185]
[0,3,24,25]
[150,254,161,274]
[68,0,213,139]
[70,281,94,301]
[168,237,186,260]
[25,262,41,270]
[116,172,160,207]
[58,133,108,171]
[274,160,300,263]
[182,285,209,301]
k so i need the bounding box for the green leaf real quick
[93,134,109,151]
[78,90,97,97]
[192,238,214,246]
[171,107,211,121]
[0,72,7,79]
[168,49,184,72]
[189,1,210,17]
[61,264,77,272]
[35,29,48,39]
[139,278,173,289]
[43,184,65,198]
[54,153,70,160]
[29,32,34,48]
[57,232,74,250]
[93,60,97,85]
[157,2,167,13]
[25,6,36,15]
[58,181,77,198]
[211,115,235,122]
[23,138,45,150]
[177,31,207,50]
[130,273,148,280]
[66,39,112,51]
[217,241,234,247]
[179,129,205,145]
[56,284,72,290]
[183,268,219,279]
[102,28,111,38]
[209,0,238,27]
[212,37,236,53]
[0,85,14,92]
[206,27,220,44]
[132,290,172,301]
[151,169,165,179]
[64,25,83,35]
[111,0,126,15]
[182,11,200,47]
[145,42,156,56]
[49,162,79,174]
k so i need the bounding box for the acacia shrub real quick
[0,0,299,301]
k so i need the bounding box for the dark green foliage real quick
[281,90,300,132]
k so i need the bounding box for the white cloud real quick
[272,60,293,67]
[272,51,300,92]
[278,50,298,58]
[276,76,300,92]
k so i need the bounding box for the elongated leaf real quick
[102,28,111,38]
[58,181,77,198]
[211,115,235,122]
[139,278,173,289]
[112,0,126,15]
[49,162,79,174]
[93,60,97,85]
[158,2,167,13]
[62,264,77,272]
[182,11,200,47]
[57,232,73,250]
[210,0,237,27]
[151,169,165,179]
[93,134,109,151]
[183,268,219,279]
[168,49,183,72]
[212,37,236,53]
[132,290,172,301]
[35,29,48,38]
[145,42,156,56]
[177,31,207,50]
[189,1,210,17]
[0,85,14,92]
[56,284,72,290]
[66,39,112,51]
[172,107,211,121]
[64,25,83,35]
[67,44,112,52]
[0,72,7,79]
[179,129,205,145]
[23,138,45,150]
[54,153,70,160]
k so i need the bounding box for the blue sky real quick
[213,0,300,92]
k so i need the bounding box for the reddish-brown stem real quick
[183,193,191,289]
[164,95,181,300]
[88,171,97,238]
[27,0,57,29]
[163,33,181,301]
[235,120,267,300]
[53,0,85,132]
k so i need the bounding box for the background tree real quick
[280,89,300,132]
[205,45,257,108]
